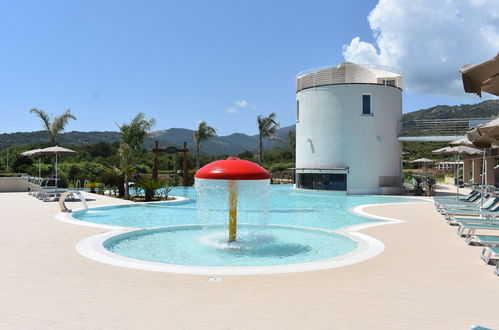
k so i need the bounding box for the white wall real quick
[296,84,402,194]
[0,177,28,192]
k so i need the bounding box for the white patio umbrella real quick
[31,146,77,190]
[411,158,435,171]
[461,130,498,211]
[460,54,499,97]
[412,158,435,163]
[21,148,44,178]
[449,137,475,147]
[432,146,484,198]
[468,117,499,141]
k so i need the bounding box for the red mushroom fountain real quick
[195,157,270,242]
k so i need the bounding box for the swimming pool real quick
[69,185,422,274]
[73,185,416,231]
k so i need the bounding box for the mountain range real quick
[1,100,499,155]
[0,125,295,156]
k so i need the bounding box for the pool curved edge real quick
[74,224,384,275]
[54,196,189,230]
[62,195,431,275]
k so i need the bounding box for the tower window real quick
[362,94,372,115]
[296,100,300,122]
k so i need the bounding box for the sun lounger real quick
[480,246,499,264]
[444,204,499,221]
[436,195,492,213]
[449,214,499,223]
[457,223,499,237]
[434,192,482,208]
[437,193,492,208]
[465,234,499,246]
[433,190,478,202]
[453,218,499,226]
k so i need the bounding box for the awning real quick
[460,54,499,97]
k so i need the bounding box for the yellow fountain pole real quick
[228,180,238,242]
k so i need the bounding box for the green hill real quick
[403,99,499,120]
[2,100,498,155]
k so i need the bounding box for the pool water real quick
[104,225,358,267]
[73,185,419,268]
[74,185,416,231]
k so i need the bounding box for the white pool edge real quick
[66,198,431,275]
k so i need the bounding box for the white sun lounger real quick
[465,234,499,246]
[480,246,499,264]
[457,223,499,237]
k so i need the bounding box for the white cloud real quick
[343,0,499,97]
[235,100,256,109]
[235,100,248,108]
[225,107,239,114]
[225,100,256,114]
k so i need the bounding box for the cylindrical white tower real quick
[295,62,403,194]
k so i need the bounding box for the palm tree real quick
[29,108,77,146]
[102,163,135,198]
[30,108,76,177]
[116,113,155,199]
[193,121,217,169]
[257,112,280,163]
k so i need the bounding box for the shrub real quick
[135,178,166,201]
[85,182,100,193]
[268,162,294,173]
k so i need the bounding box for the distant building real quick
[435,161,463,171]
[295,62,403,194]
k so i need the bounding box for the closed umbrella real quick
[460,54,499,97]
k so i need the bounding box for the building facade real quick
[295,62,404,194]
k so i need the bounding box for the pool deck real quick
[1,185,499,329]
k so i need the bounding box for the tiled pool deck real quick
[1,185,498,329]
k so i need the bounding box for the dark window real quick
[362,94,371,115]
[382,79,396,86]
[297,173,347,191]
[296,100,300,121]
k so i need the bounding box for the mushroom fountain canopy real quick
[195,157,270,180]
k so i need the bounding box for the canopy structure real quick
[195,157,270,180]
[460,54,499,97]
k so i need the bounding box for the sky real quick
[0,0,498,136]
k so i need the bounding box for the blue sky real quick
[0,0,497,136]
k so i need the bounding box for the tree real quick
[257,112,280,164]
[29,108,77,146]
[30,108,77,176]
[193,121,217,169]
[116,113,155,199]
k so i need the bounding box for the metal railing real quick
[400,118,495,137]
